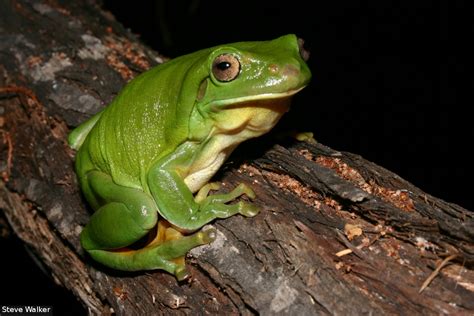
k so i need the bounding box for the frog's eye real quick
[212,54,240,82]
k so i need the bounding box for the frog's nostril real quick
[268,64,279,74]
[297,38,310,62]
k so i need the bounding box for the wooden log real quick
[1,1,473,314]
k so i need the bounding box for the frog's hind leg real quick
[80,170,213,279]
[80,170,159,250]
[87,224,215,280]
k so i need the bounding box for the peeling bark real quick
[1,1,473,315]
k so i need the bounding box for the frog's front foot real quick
[198,227,217,244]
[234,183,256,200]
[237,201,260,217]
[200,182,256,205]
[197,182,260,218]
[195,182,221,203]
[229,183,259,217]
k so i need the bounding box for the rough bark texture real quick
[1,1,473,315]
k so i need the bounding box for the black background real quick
[102,0,470,210]
[3,0,470,312]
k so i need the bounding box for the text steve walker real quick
[1,305,52,314]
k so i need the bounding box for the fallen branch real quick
[1,1,473,314]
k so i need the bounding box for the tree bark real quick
[1,1,473,315]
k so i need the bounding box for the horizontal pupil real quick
[217,62,231,70]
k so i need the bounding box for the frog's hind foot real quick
[85,226,216,279]
[172,228,216,280]
[174,264,194,281]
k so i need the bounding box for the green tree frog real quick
[68,34,311,280]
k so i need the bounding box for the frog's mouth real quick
[212,86,306,108]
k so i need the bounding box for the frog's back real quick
[73,56,202,190]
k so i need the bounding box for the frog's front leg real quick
[80,170,214,279]
[195,182,256,204]
[148,143,260,232]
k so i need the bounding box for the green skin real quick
[69,34,311,280]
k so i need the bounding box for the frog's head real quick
[188,34,311,141]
